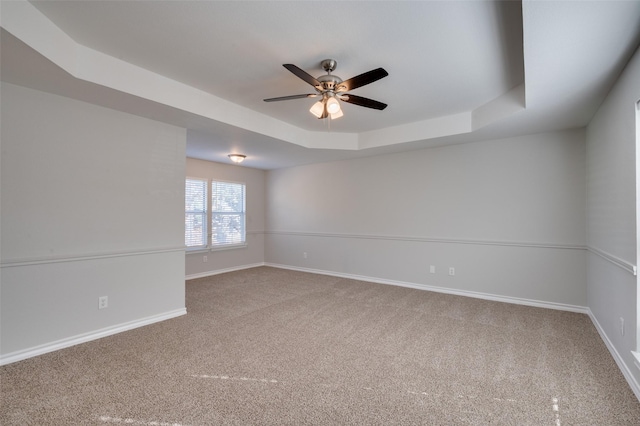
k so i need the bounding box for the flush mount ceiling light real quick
[264,59,388,120]
[228,154,246,163]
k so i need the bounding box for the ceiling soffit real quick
[2,0,526,152]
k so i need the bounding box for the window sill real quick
[186,247,209,254]
[210,243,248,252]
[185,244,248,254]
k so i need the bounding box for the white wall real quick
[0,83,187,363]
[586,45,640,395]
[185,157,265,278]
[266,130,587,309]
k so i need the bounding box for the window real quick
[211,180,246,247]
[185,178,207,248]
[184,178,246,250]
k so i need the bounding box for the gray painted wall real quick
[586,45,640,391]
[185,156,266,278]
[0,83,187,361]
[266,129,587,308]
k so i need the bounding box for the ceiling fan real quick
[264,59,388,119]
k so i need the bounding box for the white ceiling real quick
[2,1,640,169]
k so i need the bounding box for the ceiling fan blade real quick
[336,68,388,92]
[341,94,387,110]
[283,64,322,88]
[263,94,318,102]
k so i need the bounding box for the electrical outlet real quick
[430,265,435,274]
[98,296,108,310]
[203,255,208,263]
[303,252,308,259]
[620,317,625,336]
[449,267,455,276]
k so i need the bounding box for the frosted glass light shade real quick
[228,154,246,163]
[326,96,341,114]
[309,101,325,118]
[330,109,343,119]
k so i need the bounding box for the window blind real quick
[211,181,246,246]
[185,178,207,248]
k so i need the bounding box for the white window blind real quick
[211,181,246,247]
[185,178,207,248]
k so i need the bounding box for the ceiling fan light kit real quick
[264,59,388,120]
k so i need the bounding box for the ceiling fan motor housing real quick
[316,74,343,92]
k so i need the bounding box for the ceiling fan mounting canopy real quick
[321,59,337,73]
[264,58,388,119]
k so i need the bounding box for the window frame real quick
[184,177,247,252]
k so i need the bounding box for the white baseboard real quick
[587,309,640,401]
[264,263,588,314]
[185,262,266,281]
[0,308,187,366]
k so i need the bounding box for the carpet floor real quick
[1,266,639,425]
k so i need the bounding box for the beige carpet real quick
[1,266,639,425]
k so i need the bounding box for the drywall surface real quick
[266,130,587,308]
[586,45,640,393]
[185,156,265,278]
[0,83,187,361]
